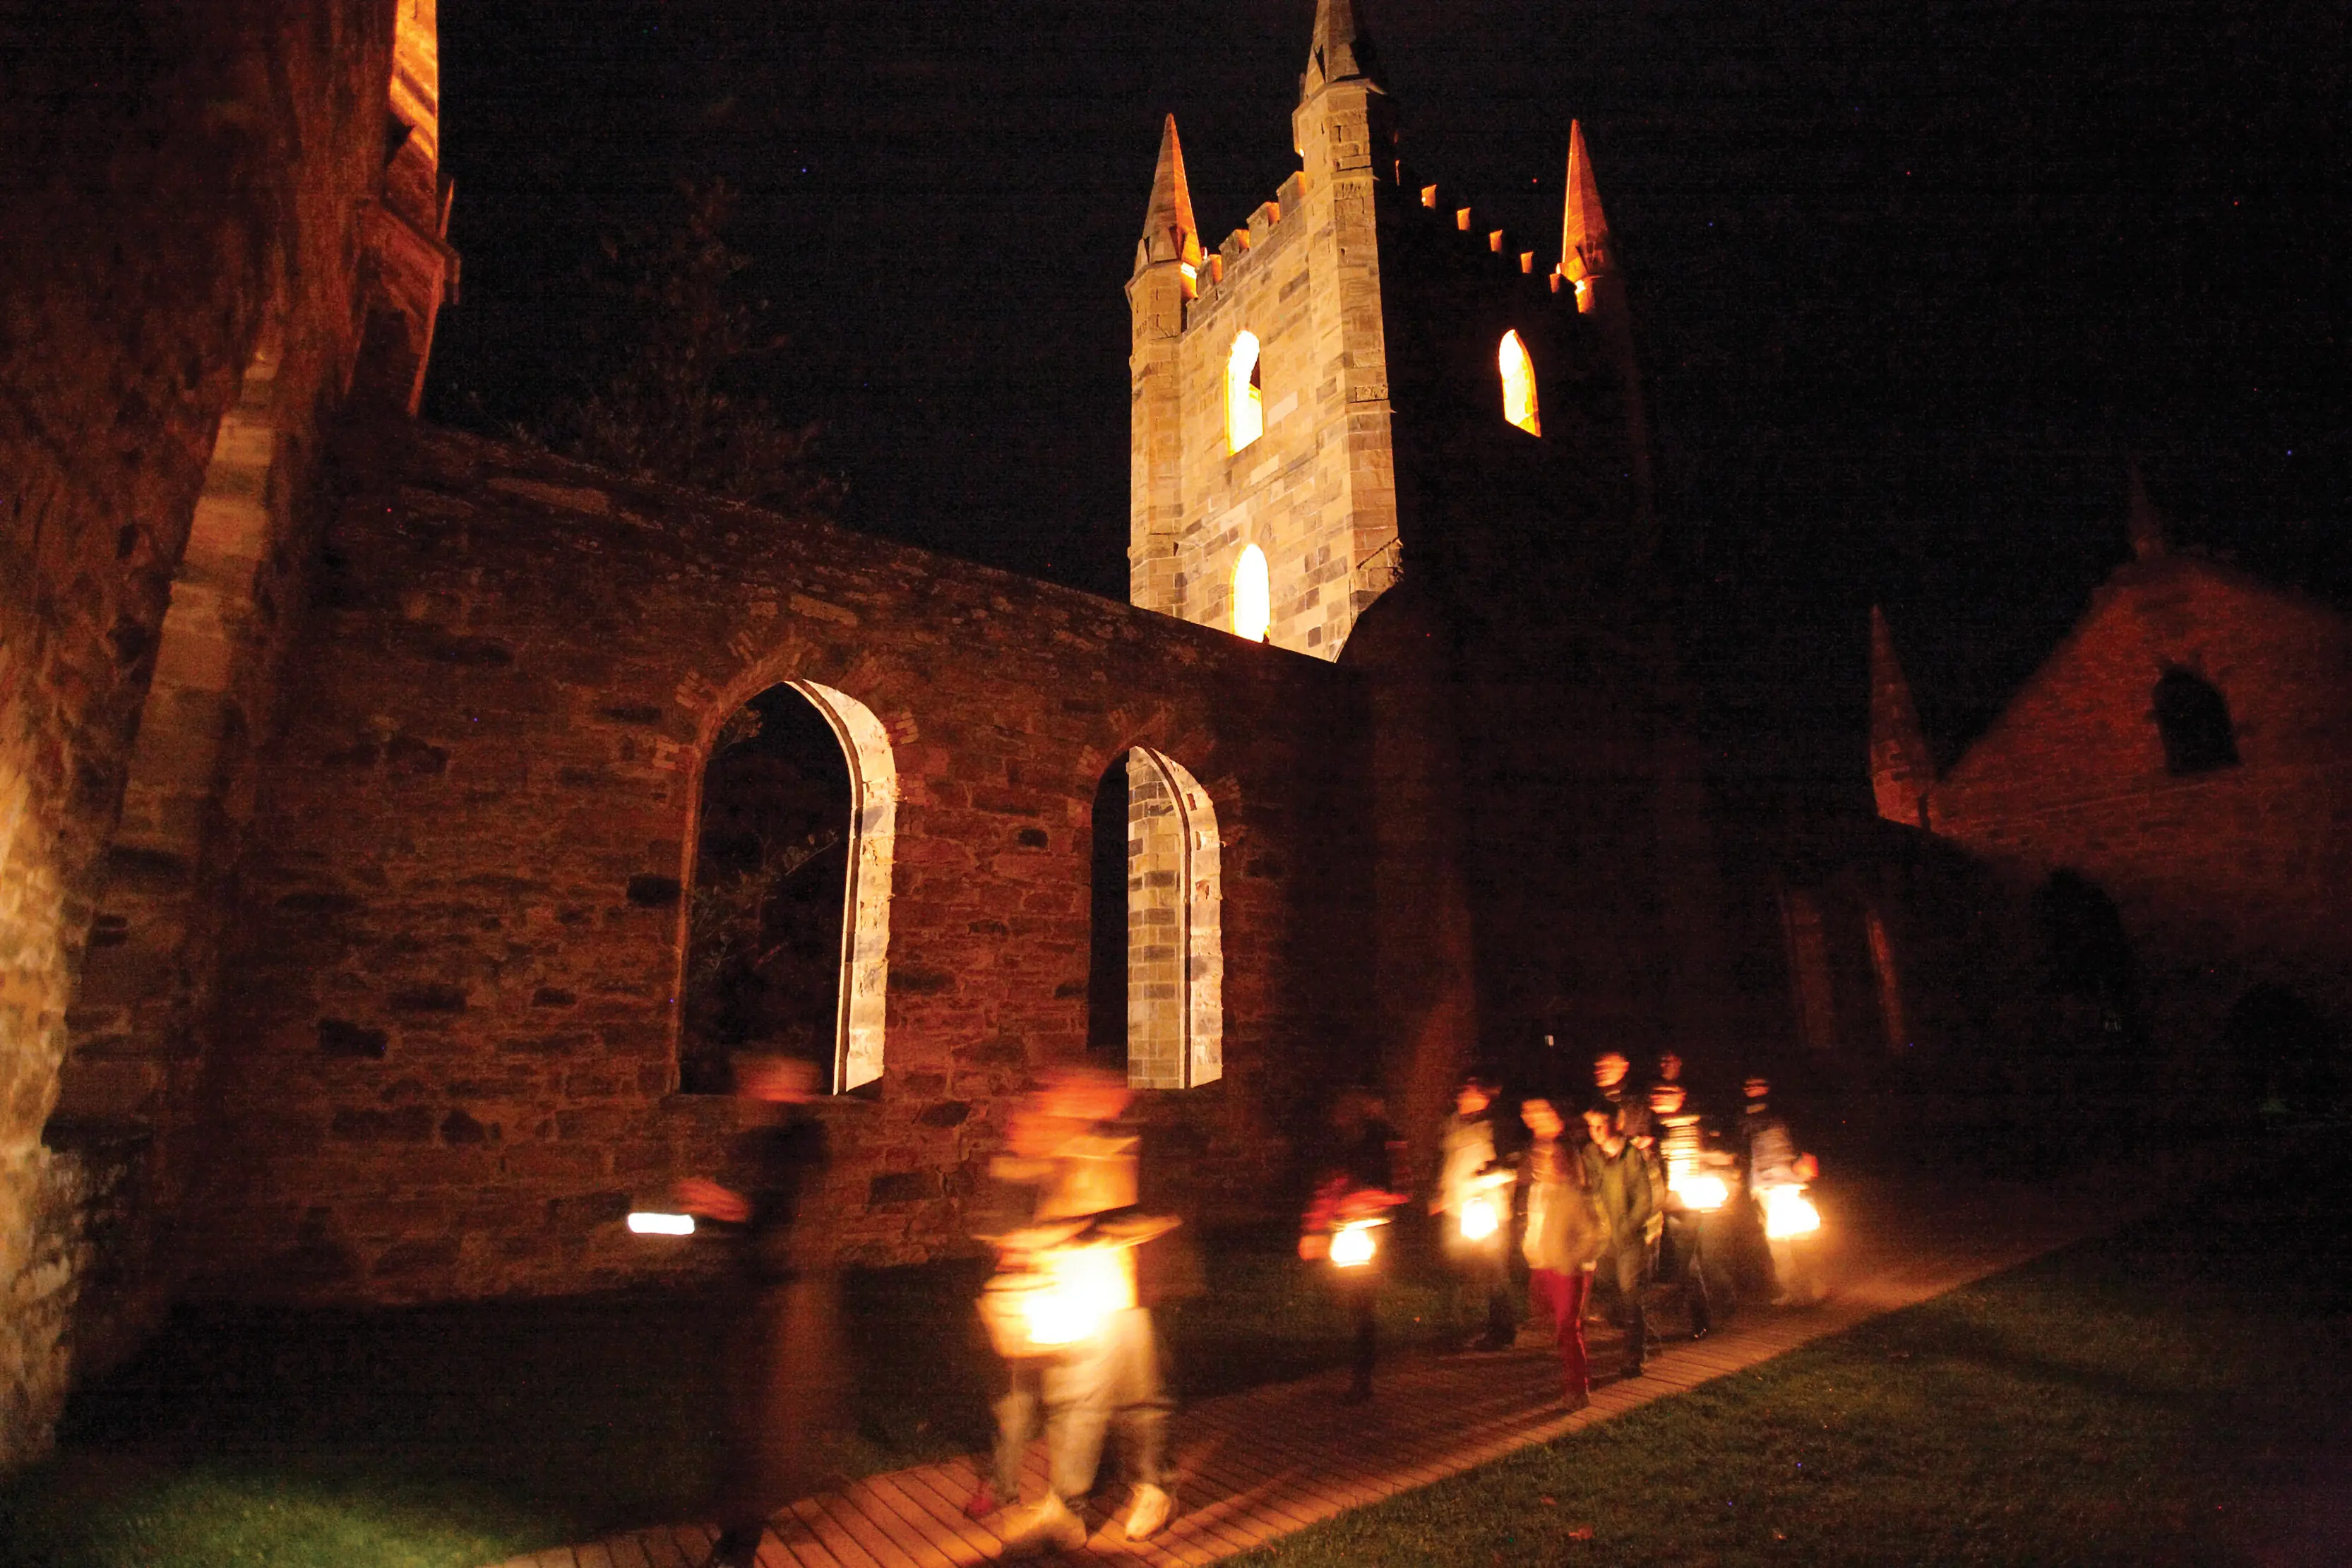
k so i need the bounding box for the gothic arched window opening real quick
[681,681,895,1094]
[2152,667,2238,776]
[1226,330,1265,453]
[1499,329,1541,435]
[1231,543,1271,642]
[1087,748,1223,1089]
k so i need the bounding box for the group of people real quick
[666,1051,1818,1564]
[1304,1051,1822,1413]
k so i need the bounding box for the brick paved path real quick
[490,1171,2138,1568]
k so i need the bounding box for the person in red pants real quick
[1518,1096,1608,1410]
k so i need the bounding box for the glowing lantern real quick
[1232,544,1271,642]
[1459,1195,1500,1242]
[1499,330,1541,436]
[1760,1185,1822,1240]
[1329,1219,1382,1269]
[1226,331,1265,451]
[1669,1171,1731,1213]
[626,1211,696,1236]
[1022,1245,1133,1346]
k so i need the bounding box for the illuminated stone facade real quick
[0,0,449,1463]
[177,421,1360,1302]
[3,0,1741,1463]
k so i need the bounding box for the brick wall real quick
[180,421,1372,1304]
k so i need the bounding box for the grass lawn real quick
[0,1225,1458,1567]
[1229,1132,2352,1567]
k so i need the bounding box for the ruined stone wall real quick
[0,0,399,1464]
[1923,558,2352,1039]
[181,421,1370,1305]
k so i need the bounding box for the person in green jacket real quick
[1581,1100,1656,1379]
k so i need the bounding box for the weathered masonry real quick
[176,421,1370,1303]
[1871,481,2352,1051]
[4,0,452,1464]
[6,0,1885,1465]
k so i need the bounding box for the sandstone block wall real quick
[0,0,399,1464]
[184,422,1371,1305]
[1141,124,1623,669]
[1924,558,2352,1037]
[1133,76,1402,662]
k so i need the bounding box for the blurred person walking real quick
[1741,1075,1824,1306]
[1580,1100,1656,1380]
[974,1067,1179,1554]
[1432,1073,1517,1351]
[1519,1094,1607,1409]
[1650,1078,1731,1336]
[672,1055,846,1568]
[1300,1086,1407,1404]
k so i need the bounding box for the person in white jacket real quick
[1519,1096,1608,1409]
[1432,1075,1517,1351]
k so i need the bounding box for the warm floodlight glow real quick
[1670,1172,1731,1213]
[1232,544,1271,642]
[627,1211,696,1236]
[1226,331,1264,451]
[1330,1219,1380,1268]
[1500,330,1541,435]
[1761,1185,1822,1240]
[1459,1195,1500,1241]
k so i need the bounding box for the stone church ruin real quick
[8,0,2334,1468]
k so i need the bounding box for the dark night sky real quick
[425,0,2347,796]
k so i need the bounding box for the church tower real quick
[1126,0,1404,658]
[1123,1,1709,1158]
[1127,1,1654,661]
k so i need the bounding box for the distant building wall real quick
[181,422,1371,1305]
[1916,556,2352,1041]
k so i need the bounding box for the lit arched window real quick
[1499,330,1541,436]
[1232,543,1271,642]
[1226,331,1265,452]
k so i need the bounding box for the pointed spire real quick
[1301,0,1380,103]
[1559,119,1614,289]
[1134,114,1201,277]
[2126,462,2168,561]
[1870,606,1935,829]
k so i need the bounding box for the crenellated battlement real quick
[1129,0,1650,660]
